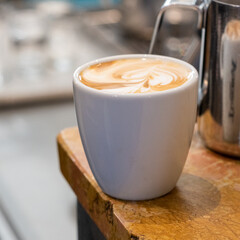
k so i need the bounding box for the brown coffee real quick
[79,58,193,94]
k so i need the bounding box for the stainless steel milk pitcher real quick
[150,0,240,157]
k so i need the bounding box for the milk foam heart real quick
[79,58,194,93]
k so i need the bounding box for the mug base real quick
[102,185,176,201]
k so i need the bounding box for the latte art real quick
[79,58,193,93]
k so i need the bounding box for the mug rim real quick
[73,54,198,98]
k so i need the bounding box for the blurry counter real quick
[0,102,77,240]
[0,10,125,107]
[0,10,128,240]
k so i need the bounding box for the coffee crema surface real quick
[79,58,193,94]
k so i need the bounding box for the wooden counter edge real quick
[57,128,138,240]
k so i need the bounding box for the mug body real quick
[73,54,198,200]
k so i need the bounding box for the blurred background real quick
[0,0,200,239]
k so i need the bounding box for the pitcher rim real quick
[213,0,240,7]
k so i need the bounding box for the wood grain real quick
[57,127,240,240]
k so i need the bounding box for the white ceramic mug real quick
[73,54,198,201]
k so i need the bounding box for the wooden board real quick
[57,127,240,240]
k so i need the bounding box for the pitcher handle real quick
[149,0,207,104]
[149,0,206,54]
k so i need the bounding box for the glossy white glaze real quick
[73,54,198,200]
